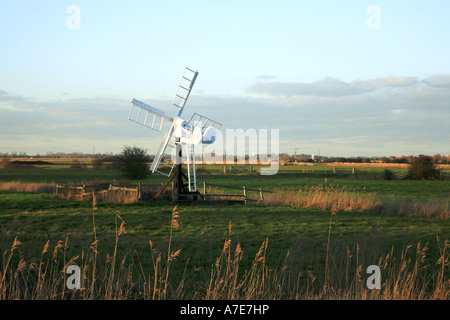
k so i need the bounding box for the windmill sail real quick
[129,67,220,194]
[150,125,176,176]
[148,68,199,177]
[129,99,173,132]
[172,67,198,114]
[187,113,222,132]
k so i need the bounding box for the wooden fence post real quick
[137,182,141,201]
[259,188,264,201]
[204,181,207,200]
[243,186,247,204]
[171,182,175,201]
[352,167,355,174]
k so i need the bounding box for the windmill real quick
[128,67,222,202]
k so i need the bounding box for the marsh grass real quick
[1,181,449,218]
[61,189,138,204]
[0,202,448,300]
[0,181,140,204]
[263,184,450,219]
[379,198,450,219]
[264,184,379,212]
[0,181,55,193]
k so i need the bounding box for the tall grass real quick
[263,184,450,219]
[60,189,138,204]
[0,181,54,193]
[379,198,450,219]
[2,181,448,218]
[0,203,448,300]
[264,184,379,212]
[0,181,139,204]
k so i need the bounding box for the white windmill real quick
[128,67,221,202]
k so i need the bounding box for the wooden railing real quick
[55,182,164,201]
[202,182,272,203]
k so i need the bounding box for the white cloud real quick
[421,74,450,88]
[352,76,418,91]
[248,75,425,97]
[1,74,449,156]
[247,77,364,97]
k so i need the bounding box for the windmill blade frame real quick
[149,124,176,176]
[129,67,221,201]
[147,68,199,176]
[172,67,199,114]
[129,98,173,132]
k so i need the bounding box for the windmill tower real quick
[128,67,221,202]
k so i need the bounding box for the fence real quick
[54,181,274,204]
[392,172,409,180]
[55,182,165,202]
[202,182,271,203]
[218,165,257,175]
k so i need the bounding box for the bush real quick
[383,169,394,180]
[70,160,86,170]
[117,146,150,179]
[92,158,105,170]
[408,155,441,180]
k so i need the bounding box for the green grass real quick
[2,165,449,200]
[1,165,449,299]
[0,167,121,184]
[1,191,448,272]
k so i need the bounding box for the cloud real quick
[255,75,277,80]
[421,74,450,88]
[1,74,449,156]
[352,76,418,91]
[248,77,363,97]
[244,74,450,155]
[248,75,423,97]
[0,89,28,103]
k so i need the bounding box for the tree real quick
[279,153,291,162]
[408,155,441,180]
[117,146,150,179]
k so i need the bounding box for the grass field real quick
[0,162,449,299]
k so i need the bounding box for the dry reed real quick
[264,184,380,212]
[0,205,448,300]
[263,184,449,219]
[0,181,55,193]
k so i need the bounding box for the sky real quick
[0,0,449,157]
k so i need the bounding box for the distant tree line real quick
[280,153,450,164]
[1,151,449,164]
[0,151,116,159]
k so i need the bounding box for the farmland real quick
[0,159,449,300]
